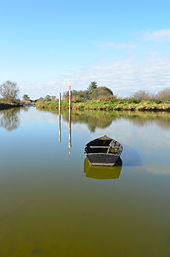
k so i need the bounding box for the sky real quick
[0,0,170,99]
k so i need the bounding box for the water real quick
[0,107,170,257]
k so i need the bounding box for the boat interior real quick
[85,138,119,154]
[87,138,112,146]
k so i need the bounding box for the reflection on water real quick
[68,105,72,153]
[84,157,122,179]
[1,109,170,134]
[62,110,114,132]
[122,146,142,166]
[58,110,61,142]
[62,110,170,131]
[0,108,20,131]
[0,108,170,257]
[58,110,170,167]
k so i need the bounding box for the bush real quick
[132,90,152,100]
[89,86,113,99]
[156,88,170,101]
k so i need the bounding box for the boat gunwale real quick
[86,152,121,156]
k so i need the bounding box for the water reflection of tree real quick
[0,108,20,131]
[120,111,170,130]
[62,110,170,131]
[62,111,118,132]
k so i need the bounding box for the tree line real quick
[63,81,115,101]
[63,81,170,102]
[0,80,170,102]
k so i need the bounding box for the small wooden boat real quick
[84,157,122,179]
[84,135,123,166]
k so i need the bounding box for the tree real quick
[51,96,56,100]
[22,94,30,101]
[63,90,89,101]
[89,86,113,99]
[44,95,52,101]
[0,81,19,102]
[88,81,98,92]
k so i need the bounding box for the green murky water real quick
[0,108,170,257]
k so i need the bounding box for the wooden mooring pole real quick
[69,85,72,110]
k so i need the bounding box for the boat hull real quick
[87,153,120,166]
[85,135,123,166]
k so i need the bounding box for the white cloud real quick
[19,80,67,99]
[17,29,170,98]
[143,29,170,42]
[18,55,170,99]
[54,56,170,97]
[102,42,137,49]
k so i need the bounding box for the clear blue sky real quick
[0,0,170,98]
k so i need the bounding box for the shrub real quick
[89,86,113,99]
[156,88,170,101]
[132,90,152,100]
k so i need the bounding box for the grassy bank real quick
[0,100,22,110]
[35,99,170,112]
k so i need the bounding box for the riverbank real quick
[35,99,170,112]
[0,101,22,110]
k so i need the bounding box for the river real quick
[0,107,170,257]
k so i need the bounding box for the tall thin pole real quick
[68,86,72,154]
[58,92,61,142]
[59,92,61,115]
[69,85,72,110]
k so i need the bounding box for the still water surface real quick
[0,108,170,257]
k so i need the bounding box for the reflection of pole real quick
[58,93,61,142]
[68,86,72,154]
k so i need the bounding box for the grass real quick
[35,99,170,112]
